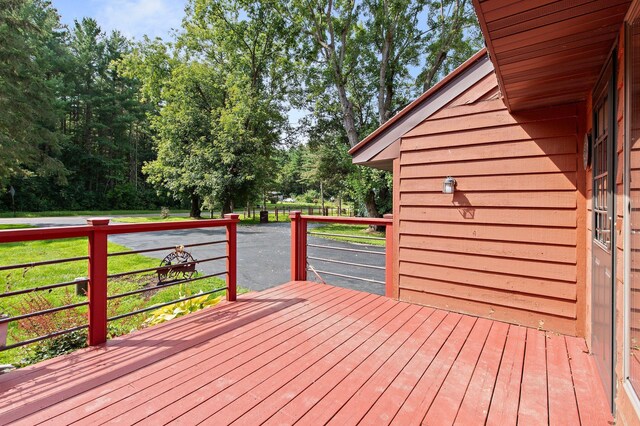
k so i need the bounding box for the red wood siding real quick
[397,72,582,335]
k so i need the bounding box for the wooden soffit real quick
[473,0,631,112]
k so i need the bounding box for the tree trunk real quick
[222,198,232,215]
[378,13,394,125]
[335,84,360,147]
[364,189,384,231]
[422,50,448,91]
[190,193,201,218]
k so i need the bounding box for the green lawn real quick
[112,216,196,223]
[309,224,386,246]
[0,209,189,218]
[0,224,36,230]
[0,233,240,366]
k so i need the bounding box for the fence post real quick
[383,214,394,299]
[224,214,239,301]
[87,218,109,346]
[290,211,307,281]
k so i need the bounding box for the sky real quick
[50,0,187,41]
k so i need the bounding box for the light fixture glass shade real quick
[443,176,456,194]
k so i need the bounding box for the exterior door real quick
[628,8,640,404]
[592,56,615,408]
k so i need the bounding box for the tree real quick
[292,0,482,219]
[0,0,67,188]
[418,0,481,91]
[125,0,297,217]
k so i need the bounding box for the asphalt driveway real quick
[0,216,385,295]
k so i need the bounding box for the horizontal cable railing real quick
[0,215,239,353]
[107,285,228,322]
[107,271,227,300]
[0,255,90,272]
[289,212,394,297]
[108,240,226,257]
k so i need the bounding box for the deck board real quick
[0,281,613,425]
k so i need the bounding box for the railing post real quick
[87,218,109,346]
[300,217,307,281]
[383,214,394,299]
[224,214,239,301]
[290,211,301,281]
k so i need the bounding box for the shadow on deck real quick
[0,281,612,425]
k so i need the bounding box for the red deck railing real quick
[0,215,239,350]
[289,212,394,297]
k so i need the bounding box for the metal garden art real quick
[157,245,196,285]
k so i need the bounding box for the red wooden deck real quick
[0,281,612,425]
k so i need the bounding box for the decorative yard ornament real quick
[157,245,197,284]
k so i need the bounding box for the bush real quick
[143,286,222,327]
[17,330,88,367]
[298,189,320,203]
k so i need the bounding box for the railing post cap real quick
[87,218,110,226]
[289,210,301,219]
[383,214,393,220]
[224,213,240,220]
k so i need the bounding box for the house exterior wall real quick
[395,72,584,336]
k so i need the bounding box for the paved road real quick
[0,216,385,294]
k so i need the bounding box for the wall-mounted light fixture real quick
[442,176,456,194]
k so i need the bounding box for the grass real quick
[238,212,291,225]
[309,224,386,246]
[0,224,35,230]
[112,216,196,223]
[0,209,189,218]
[0,235,244,366]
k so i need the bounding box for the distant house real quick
[351,1,640,422]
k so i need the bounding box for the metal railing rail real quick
[289,212,395,298]
[0,214,239,350]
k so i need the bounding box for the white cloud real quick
[94,0,185,40]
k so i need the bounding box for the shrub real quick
[144,286,222,327]
[299,189,320,203]
[160,207,170,218]
[10,288,141,367]
[17,330,88,367]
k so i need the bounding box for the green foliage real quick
[120,0,297,217]
[288,0,481,218]
[0,209,189,218]
[17,330,88,367]
[0,0,482,220]
[0,0,67,187]
[0,236,230,366]
[0,4,170,213]
[144,287,222,326]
